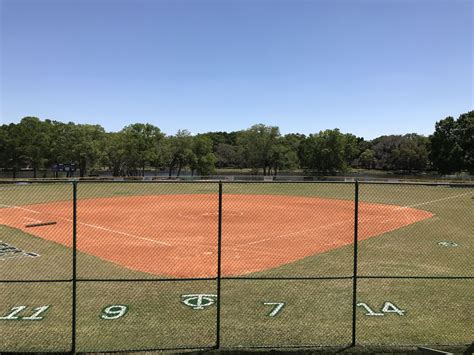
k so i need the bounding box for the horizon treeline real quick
[0,111,473,178]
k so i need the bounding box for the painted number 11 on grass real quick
[0,306,50,320]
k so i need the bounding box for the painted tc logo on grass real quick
[181,294,217,310]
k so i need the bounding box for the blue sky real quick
[1,0,472,139]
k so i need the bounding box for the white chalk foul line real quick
[0,203,171,247]
[0,203,41,214]
[228,212,424,254]
[232,190,473,248]
[23,217,43,223]
[1,190,471,250]
[75,191,471,251]
[401,191,473,209]
[74,221,172,247]
[234,218,351,247]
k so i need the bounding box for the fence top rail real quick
[358,181,474,188]
[0,179,473,188]
[0,179,355,184]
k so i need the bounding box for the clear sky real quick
[1,0,472,139]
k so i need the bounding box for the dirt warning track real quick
[0,194,433,277]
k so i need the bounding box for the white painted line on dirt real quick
[75,221,172,247]
[0,203,172,247]
[0,204,41,214]
[23,217,43,223]
[235,219,351,247]
[232,191,472,248]
[2,190,470,251]
[229,212,421,254]
[178,212,199,220]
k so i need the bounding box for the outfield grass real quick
[0,181,472,351]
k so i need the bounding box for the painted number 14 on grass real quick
[357,302,405,316]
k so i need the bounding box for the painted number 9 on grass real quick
[100,305,129,320]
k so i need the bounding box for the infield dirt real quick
[0,194,432,277]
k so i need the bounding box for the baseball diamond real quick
[2,0,474,352]
[0,181,472,353]
[0,193,433,277]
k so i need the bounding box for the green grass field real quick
[0,182,472,352]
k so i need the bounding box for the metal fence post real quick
[351,180,359,347]
[216,181,223,349]
[71,180,78,354]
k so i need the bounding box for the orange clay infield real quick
[0,194,433,277]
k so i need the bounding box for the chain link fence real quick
[0,180,472,352]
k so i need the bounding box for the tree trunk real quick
[79,158,87,178]
[177,162,182,177]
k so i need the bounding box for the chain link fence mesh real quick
[0,180,472,352]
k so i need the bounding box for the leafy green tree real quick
[3,111,472,179]
[121,123,164,176]
[282,133,305,169]
[269,141,299,176]
[201,131,238,152]
[104,132,127,176]
[356,137,372,153]
[457,111,474,174]
[164,130,194,177]
[0,126,8,171]
[371,135,403,170]
[0,123,24,178]
[342,133,360,167]
[237,124,281,175]
[190,135,216,176]
[47,121,75,177]
[299,129,348,173]
[215,143,238,168]
[15,117,52,178]
[429,117,464,174]
[74,124,106,177]
[358,149,376,169]
[392,134,429,172]
[370,134,429,172]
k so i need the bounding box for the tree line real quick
[0,111,472,178]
